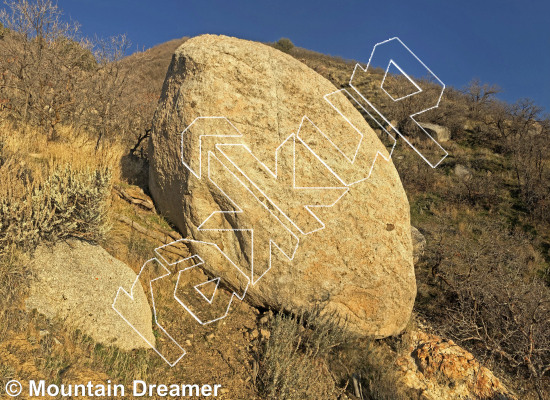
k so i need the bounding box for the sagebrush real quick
[0,165,111,253]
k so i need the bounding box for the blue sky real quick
[57,0,549,113]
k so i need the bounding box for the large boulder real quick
[149,34,415,337]
[26,240,154,350]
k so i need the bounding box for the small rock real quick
[454,164,472,180]
[418,122,451,142]
[463,120,474,131]
[411,226,426,265]
[260,329,271,340]
[250,329,259,340]
[38,330,62,346]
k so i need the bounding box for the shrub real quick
[274,37,294,53]
[256,309,347,400]
[0,165,111,253]
[419,217,550,396]
[352,341,411,400]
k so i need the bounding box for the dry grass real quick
[348,340,412,400]
[0,122,124,179]
[0,246,31,335]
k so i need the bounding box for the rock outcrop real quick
[418,122,451,142]
[26,240,154,350]
[396,330,516,399]
[149,34,416,337]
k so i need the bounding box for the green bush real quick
[274,37,294,53]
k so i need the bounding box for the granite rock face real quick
[149,34,416,337]
[396,330,516,399]
[26,240,154,350]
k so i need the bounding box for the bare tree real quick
[423,219,550,399]
[511,117,550,217]
[78,34,130,149]
[463,78,501,120]
[0,0,92,139]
